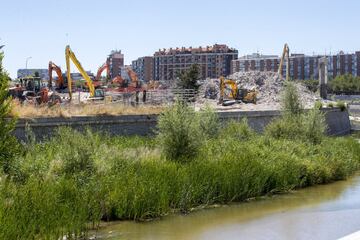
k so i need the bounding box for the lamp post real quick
[26,56,32,69]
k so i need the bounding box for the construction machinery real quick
[48,61,64,89]
[95,62,110,82]
[219,76,257,105]
[278,43,290,81]
[126,67,140,88]
[65,45,96,100]
[9,76,62,105]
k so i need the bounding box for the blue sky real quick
[1,0,360,78]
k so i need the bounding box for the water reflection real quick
[96,174,360,240]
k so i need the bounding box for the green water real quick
[94,174,360,240]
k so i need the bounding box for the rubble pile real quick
[197,71,319,109]
[228,71,283,104]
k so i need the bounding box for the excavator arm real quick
[48,61,64,88]
[96,62,110,81]
[126,67,139,88]
[65,45,95,99]
[278,43,290,81]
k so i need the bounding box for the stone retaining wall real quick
[13,108,351,141]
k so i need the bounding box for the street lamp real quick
[25,56,32,69]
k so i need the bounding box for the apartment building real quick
[107,50,124,78]
[231,51,360,80]
[132,56,154,82]
[154,44,238,81]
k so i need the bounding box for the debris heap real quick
[197,71,319,109]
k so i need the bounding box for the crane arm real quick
[48,61,64,88]
[65,45,95,99]
[96,62,109,81]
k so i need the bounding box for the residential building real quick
[107,50,124,78]
[154,44,238,81]
[132,56,154,82]
[230,51,360,80]
[17,69,49,80]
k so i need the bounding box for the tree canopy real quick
[176,64,200,90]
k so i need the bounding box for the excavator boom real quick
[126,67,139,88]
[48,61,64,88]
[278,43,290,81]
[65,45,95,99]
[96,62,110,81]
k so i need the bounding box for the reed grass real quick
[0,125,359,239]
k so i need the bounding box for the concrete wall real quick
[13,108,351,142]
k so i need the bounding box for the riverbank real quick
[1,127,360,239]
[94,173,360,240]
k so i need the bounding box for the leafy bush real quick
[327,102,334,108]
[336,101,347,111]
[219,118,256,141]
[329,74,360,93]
[314,101,323,110]
[156,101,202,162]
[0,51,20,175]
[282,81,303,116]
[266,81,326,144]
[302,108,326,144]
[199,105,220,139]
[302,79,319,93]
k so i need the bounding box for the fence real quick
[68,88,198,107]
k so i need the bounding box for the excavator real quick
[219,76,257,105]
[65,45,100,100]
[95,62,110,82]
[110,67,142,92]
[126,67,140,89]
[278,43,290,81]
[48,61,64,89]
[93,62,110,88]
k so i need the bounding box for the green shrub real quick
[327,102,334,108]
[328,74,360,93]
[0,51,20,175]
[199,105,220,139]
[302,108,326,144]
[282,81,303,116]
[265,116,302,140]
[156,101,202,162]
[336,101,347,111]
[219,118,256,141]
[314,101,323,110]
[302,79,319,92]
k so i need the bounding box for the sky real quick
[1,0,360,78]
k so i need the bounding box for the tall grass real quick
[266,81,326,144]
[0,97,360,238]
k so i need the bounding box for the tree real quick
[176,64,200,90]
[0,50,19,174]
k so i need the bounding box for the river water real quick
[95,174,360,240]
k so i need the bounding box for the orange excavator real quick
[95,62,110,81]
[93,62,110,88]
[110,67,140,91]
[111,75,125,86]
[126,67,140,89]
[48,61,64,89]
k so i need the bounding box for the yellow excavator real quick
[65,45,96,100]
[219,76,257,105]
[278,43,290,81]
